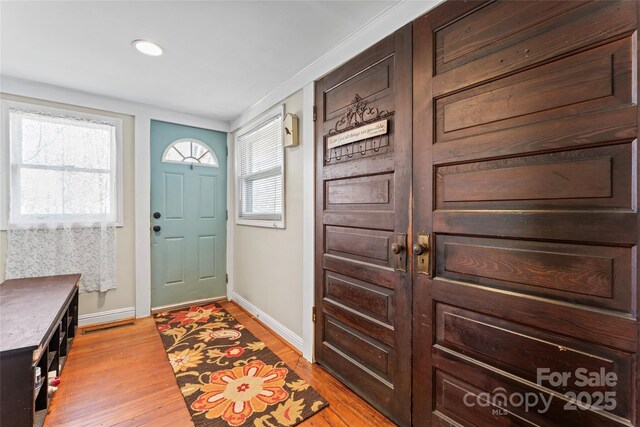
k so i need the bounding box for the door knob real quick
[153,225,161,232]
[392,234,407,272]
[391,242,404,254]
[153,212,161,219]
[412,243,426,255]
[414,234,431,275]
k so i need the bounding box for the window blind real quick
[237,110,284,224]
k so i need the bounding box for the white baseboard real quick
[78,306,136,327]
[151,295,227,313]
[231,292,303,352]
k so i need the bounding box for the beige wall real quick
[232,90,304,337]
[0,232,5,283]
[0,93,136,316]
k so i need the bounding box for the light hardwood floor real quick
[44,301,395,427]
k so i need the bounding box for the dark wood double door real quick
[315,1,640,426]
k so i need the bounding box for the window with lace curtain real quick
[235,105,285,228]
[1,101,123,228]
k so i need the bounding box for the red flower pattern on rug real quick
[166,304,223,327]
[154,303,328,426]
[191,360,289,426]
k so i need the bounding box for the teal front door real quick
[150,120,227,308]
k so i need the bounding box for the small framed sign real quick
[327,119,388,149]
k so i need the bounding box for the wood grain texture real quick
[445,243,613,297]
[436,37,632,139]
[433,210,638,245]
[436,143,632,210]
[434,36,635,165]
[433,1,637,95]
[436,303,633,419]
[434,370,534,427]
[442,158,611,201]
[0,277,79,427]
[322,299,394,348]
[326,174,392,207]
[326,226,391,264]
[435,236,633,312]
[0,274,80,353]
[325,271,394,324]
[316,24,413,426]
[324,317,392,378]
[44,301,393,427]
[323,254,396,290]
[413,1,639,425]
[324,57,392,119]
[436,2,581,69]
[432,278,637,353]
[433,350,631,427]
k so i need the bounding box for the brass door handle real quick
[392,234,407,272]
[415,234,431,275]
[412,243,426,255]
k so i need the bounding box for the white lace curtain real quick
[4,107,117,293]
[5,227,116,293]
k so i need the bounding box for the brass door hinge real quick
[312,306,317,322]
[226,274,229,284]
[313,106,317,122]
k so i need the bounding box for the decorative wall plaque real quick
[327,119,388,149]
[324,94,394,164]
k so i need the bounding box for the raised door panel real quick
[197,235,216,280]
[435,303,634,419]
[315,25,412,426]
[164,237,185,286]
[436,236,632,313]
[433,35,637,165]
[436,143,633,210]
[164,173,184,220]
[432,1,637,95]
[413,1,639,425]
[198,175,217,219]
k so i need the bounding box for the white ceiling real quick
[0,1,397,122]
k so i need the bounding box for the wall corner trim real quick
[230,0,444,131]
[230,292,303,352]
[78,306,136,327]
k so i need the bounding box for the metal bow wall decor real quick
[324,94,394,163]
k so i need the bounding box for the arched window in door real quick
[162,138,218,167]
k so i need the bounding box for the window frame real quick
[0,100,124,229]
[235,104,286,229]
[161,138,219,167]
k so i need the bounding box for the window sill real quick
[236,218,285,229]
[0,223,124,231]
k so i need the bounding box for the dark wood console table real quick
[0,274,80,427]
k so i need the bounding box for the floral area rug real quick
[154,303,328,426]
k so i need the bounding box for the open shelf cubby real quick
[0,275,80,427]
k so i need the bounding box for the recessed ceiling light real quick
[132,39,164,57]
